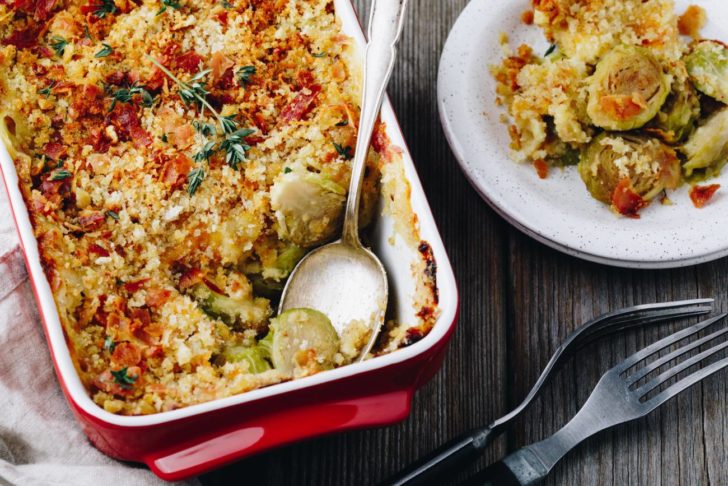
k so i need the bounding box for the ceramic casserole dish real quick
[0,0,459,480]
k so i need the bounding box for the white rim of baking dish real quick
[0,0,459,427]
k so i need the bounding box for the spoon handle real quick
[342,0,409,246]
[381,426,498,486]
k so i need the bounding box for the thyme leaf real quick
[193,141,217,162]
[91,0,118,18]
[110,367,137,388]
[156,0,181,15]
[187,168,205,195]
[95,43,113,58]
[49,169,72,181]
[50,36,68,57]
[333,141,353,160]
[38,81,56,98]
[237,65,256,86]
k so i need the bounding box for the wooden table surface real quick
[203,1,728,484]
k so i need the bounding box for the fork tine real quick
[575,301,713,343]
[584,305,713,339]
[583,299,714,332]
[579,305,713,349]
[607,299,714,314]
[637,338,728,399]
[614,313,728,374]
[644,354,728,412]
[626,316,728,387]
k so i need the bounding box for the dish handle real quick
[145,388,414,481]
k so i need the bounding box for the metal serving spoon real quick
[278,0,409,361]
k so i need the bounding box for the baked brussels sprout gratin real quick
[493,0,728,217]
[0,0,441,415]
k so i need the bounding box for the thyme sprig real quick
[147,55,256,193]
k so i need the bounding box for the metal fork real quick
[463,312,728,486]
[383,299,714,486]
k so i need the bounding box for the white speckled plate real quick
[438,0,728,269]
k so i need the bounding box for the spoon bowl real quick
[279,241,388,360]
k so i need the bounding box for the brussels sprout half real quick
[190,282,270,331]
[685,40,728,104]
[587,45,671,131]
[682,107,728,177]
[649,63,701,144]
[268,308,340,375]
[270,171,346,248]
[579,133,681,214]
[251,245,307,299]
[216,345,272,373]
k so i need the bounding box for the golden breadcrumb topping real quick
[0,0,438,414]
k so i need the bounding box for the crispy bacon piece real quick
[611,179,646,217]
[109,104,153,148]
[215,10,228,27]
[144,345,164,359]
[43,142,67,161]
[111,342,142,367]
[371,122,390,154]
[280,85,321,124]
[177,51,204,74]
[534,159,549,179]
[105,70,128,86]
[158,107,195,148]
[145,288,172,308]
[123,278,150,294]
[9,0,57,20]
[88,126,110,153]
[689,184,720,208]
[3,27,39,49]
[88,243,110,257]
[521,9,534,25]
[210,51,233,83]
[216,67,235,90]
[178,268,204,290]
[72,85,105,118]
[161,154,192,190]
[78,212,105,231]
[130,308,151,326]
[33,0,58,20]
[297,70,315,89]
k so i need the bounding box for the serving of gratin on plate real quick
[492,0,728,217]
[439,0,728,268]
[0,0,442,417]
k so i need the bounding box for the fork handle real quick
[380,426,497,486]
[459,448,549,486]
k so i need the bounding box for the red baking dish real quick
[0,0,459,481]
